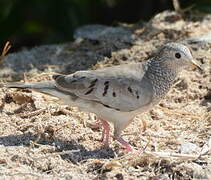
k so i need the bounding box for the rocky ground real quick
[0,11,210,179]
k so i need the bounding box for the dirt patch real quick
[0,11,210,179]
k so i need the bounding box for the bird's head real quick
[156,43,202,72]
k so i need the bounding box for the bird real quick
[1,43,201,152]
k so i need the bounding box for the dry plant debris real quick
[0,41,11,64]
[0,11,210,179]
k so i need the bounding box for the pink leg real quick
[89,118,111,146]
[101,120,110,146]
[116,136,139,152]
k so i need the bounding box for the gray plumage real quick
[53,63,152,112]
[2,43,200,152]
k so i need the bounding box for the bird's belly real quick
[64,95,154,124]
[74,99,154,125]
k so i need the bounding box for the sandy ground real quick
[0,11,210,179]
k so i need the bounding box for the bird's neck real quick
[145,58,178,100]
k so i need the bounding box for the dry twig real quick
[143,150,211,161]
[172,0,194,15]
[173,0,182,14]
[0,41,11,63]
[17,108,47,118]
[157,106,202,119]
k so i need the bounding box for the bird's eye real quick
[175,52,181,59]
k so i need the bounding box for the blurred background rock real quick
[0,0,210,52]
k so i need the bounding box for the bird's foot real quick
[116,136,141,153]
[87,121,102,130]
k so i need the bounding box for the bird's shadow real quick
[0,132,115,163]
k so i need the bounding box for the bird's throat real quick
[146,59,178,100]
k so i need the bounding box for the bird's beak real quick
[190,59,203,72]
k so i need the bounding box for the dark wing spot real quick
[103,81,109,96]
[128,87,133,94]
[88,84,95,88]
[112,92,116,97]
[103,104,111,108]
[136,90,140,99]
[80,76,86,79]
[88,79,98,88]
[103,86,109,96]
[52,74,61,80]
[85,88,94,95]
[92,78,98,83]
[71,80,77,83]
[104,81,109,85]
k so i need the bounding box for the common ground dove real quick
[2,43,201,152]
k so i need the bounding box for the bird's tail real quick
[0,81,76,101]
[1,81,54,89]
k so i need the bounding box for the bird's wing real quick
[53,63,153,112]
